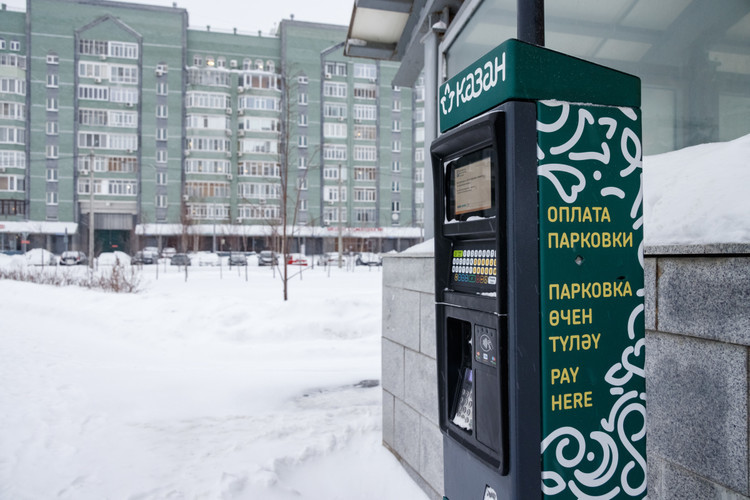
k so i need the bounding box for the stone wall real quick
[382,245,750,499]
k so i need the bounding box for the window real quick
[353,84,377,99]
[46,191,58,205]
[323,82,347,98]
[46,74,58,88]
[79,109,108,126]
[0,102,24,120]
[298,113,308,126]
[392,140,401,153]
[324,122,347,139]
[298,177,308,190]
[323,102,347,119]
[298,92,308,105]
[298,136,308,147]
[324,206,346,223]
[47,168,58,182]
[238,96,279,111]
[324,186,346,202]
[78,85,109,101]
[156,105,168,118]
[109,88,139,105]
[186,137,231,152]
[156,194,167,208]
[185,181,231,198]
[0,175,24,192]
[353,63,377,79]
[353,104,377,121]
[415,127,425,143]
[10,40,20,52]
[323,167,340,180]
[0,127,25,144]
[392,201,400,212]
[110,65,139,84]
[156,128,168,141]
[193,55,203,66]
[157,82,168,95]
[353,145,376,161]
[0,39,5,50]
[354,166,376,181]
[415,148,424,162]
[392,161,401,172]
[187,92,231,109]
[393,99,401,112]
[46,98,58,111]
[415,168,424,183]
[186,159,231,174]
[354,188,376,202]
[392,120,401,132]
[157,172,168,185]
[354,208,377,222]
[46,121,58,135]
[240,139,278,154]
[323,144,347,160]
[392,181,400,193]
[46,53,59,65]
[353,125,376,140]
[298,75,308,84]
[109,41,139,59]
[217,57,226,68]
[298,156,307,169]
[415,187,424,204]
[156,150,167,163]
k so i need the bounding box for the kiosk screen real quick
[446,147,495,222]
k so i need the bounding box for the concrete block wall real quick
[382,252,443,500]
[645,245,750,500]
[382,245,750,500]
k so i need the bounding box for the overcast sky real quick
[4,0,355,34]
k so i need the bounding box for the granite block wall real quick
[382,245,750,500]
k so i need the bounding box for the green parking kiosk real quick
[431,39,646,500]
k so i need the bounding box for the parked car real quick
[356,252,382,266]
[170,253,191,266]
[258,250,277,266]
[286,253,308,266]
[97,251,131,266]
[161,247,177,259]
[228,252,247,266]
[24,248,57,266]
[60,250,88,266]
[194,252,220,266]
[132,250,155,265]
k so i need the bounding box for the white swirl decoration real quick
[538,101,647,498]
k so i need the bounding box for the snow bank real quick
[0,265,428,500]
[643,133,750,245]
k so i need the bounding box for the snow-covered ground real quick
[643,133,750,245]
[0,260,428,500]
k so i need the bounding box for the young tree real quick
[276,64,319,300]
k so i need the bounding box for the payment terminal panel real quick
[432,107,510,475]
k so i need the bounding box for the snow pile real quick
[643,133,750,245]
[0,265,428,500]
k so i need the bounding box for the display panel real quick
[445,147,496,222]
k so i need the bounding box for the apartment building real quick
[0,0,424,256]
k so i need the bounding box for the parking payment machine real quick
[432,39,646,500]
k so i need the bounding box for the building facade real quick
[0,0,425,256]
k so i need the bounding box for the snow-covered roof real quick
[136,223,423,239]
[0,221,78,235]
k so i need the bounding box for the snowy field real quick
[0,259,428,500]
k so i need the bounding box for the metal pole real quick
[88,151,95,269]
[337,163,343,269]
[518,0,545,46]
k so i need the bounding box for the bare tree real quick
[276,64,320,300]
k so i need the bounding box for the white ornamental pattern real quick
[537,100,647,499]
